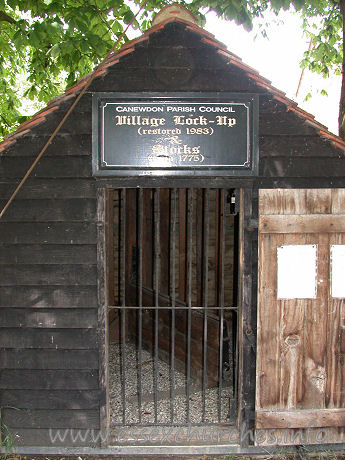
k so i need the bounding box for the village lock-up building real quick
[0,4,345,456]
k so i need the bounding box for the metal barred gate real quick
[106,188,240,440]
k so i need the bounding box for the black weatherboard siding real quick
[0,15,345,450]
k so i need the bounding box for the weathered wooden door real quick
[256,189,345,445]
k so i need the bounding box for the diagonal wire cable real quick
[0,0,148,221]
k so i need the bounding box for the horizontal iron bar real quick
[107,305,238,310]
[110,422,236,427]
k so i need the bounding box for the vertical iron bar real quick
[202,189,209,422]
[138,188,143,423]
[170,189,176,423]
[121,188,127,424]
[154,188,160,423]
[233,192,240,409]
[218,189,226,422]
[186,189,193,423]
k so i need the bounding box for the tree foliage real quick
[0,0,344,140]
[0,0,176,139]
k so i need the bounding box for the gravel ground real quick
[109,342,232,426]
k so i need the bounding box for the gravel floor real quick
[109,341,233,426]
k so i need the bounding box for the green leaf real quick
[123,10,134,24]
[29,28,42,47]
[49,43,60,58]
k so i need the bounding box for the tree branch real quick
[0,112,11,127]
[338,0,345,138]
[0,11,16,24]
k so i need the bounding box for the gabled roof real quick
[1,12,345,153]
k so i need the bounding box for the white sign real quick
[277,245,317,299]
[331,245,345,298]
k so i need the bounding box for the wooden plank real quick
[167,310,220,350]
[0,370,99,389]
[278,235,306,410]
[0,156,92,179]
[279,299,304,410]
[0,390,100,410]
[2,408,99,429]
[95,176,255,190]
[159,188,170,295]
[107,189,115,306]
[214,189,223,307]
[260,157,345,178]
[259,135,341,158]
[259,113,318,136]
[0,285,97,307]
[282,189,307,215]
[0,179,96,200]
[256,427,345,446]
[260,189,336,216]
[125,189,137,300]
[31,110,92,135]
[239,188,258,444]
[0,222,97,244]
[97,187,109,446]
[0,308,97,328]
[142,188,153,289]
[55,92,91,113]
[256,409,345,429]
[302,233,328,410]
[4,134,92,157]
[326,233,345,410]
[258,189,284,215]
[305,189,331,214]
[257,191,309,445]
[109,425,239,446]
[258,176,345,189]
[259,214,345,234]
[148,26,205,46]
[331,189,345,214]
[256,233,283,410]
[341,325,345,354]
[0,264,97,285]
[0,349,98,369]
[0,328,97,349]
[0,244,97,264]
[0,199,96,222]
[92,67,262,94]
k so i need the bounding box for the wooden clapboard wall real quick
[0,108,100,446]
[256,189,345,445]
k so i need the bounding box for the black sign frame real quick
[92,92,258,177]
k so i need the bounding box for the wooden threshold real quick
[109,425,239,446]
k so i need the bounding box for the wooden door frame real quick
[237,187,259,446]
[96,183,258,449]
